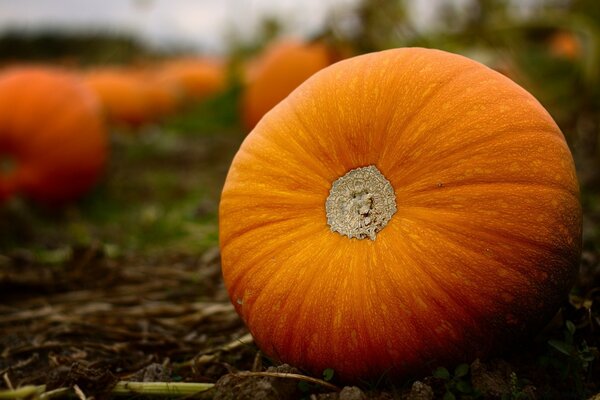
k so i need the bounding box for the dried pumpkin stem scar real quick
[325,165,397,240]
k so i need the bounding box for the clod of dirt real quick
[313,386,367,400]
[470,359,518,398]
[339,386,367,400]
[45,362,117,398]
[471,359,511,397]
[406,380,434,400]
[213,364,302,400]
[130,362,171,382]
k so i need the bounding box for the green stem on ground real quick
[0,381,215,399]
[111,381,214,396]
[40,387,71,399]
[0,385,43,398]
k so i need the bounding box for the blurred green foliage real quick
[0,31,158,65]
[163,81,243,134]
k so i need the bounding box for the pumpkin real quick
[548,31,582,60]
[241,39,333,130]
[84,68,154,127]
[135,68,182,120]
[0,66,107,204]
[158,58,226,103]
[219,48,582,382]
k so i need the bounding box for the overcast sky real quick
[0,0,544,53]
[0,0,453,53]
[0,0,361,52]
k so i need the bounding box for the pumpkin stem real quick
[325,165,396,240]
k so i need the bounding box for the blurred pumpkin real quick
[84,67,154,127]
[549,31,581,60]
[158,57,226,103]
[0,66,107,204]
[241,39,333,130]
[135,68,182,120]
[220,48,582,381]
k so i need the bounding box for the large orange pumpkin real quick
[0,67,107,204]
[219,48,582,382]
[241,39,333,130]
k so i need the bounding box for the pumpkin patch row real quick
[0,57,228,206]
[0,59,227,204]
[0,38,337,206]
[80,39,334,130]
[83,58,227,127]
[81,39,333,130]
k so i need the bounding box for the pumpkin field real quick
[1,1,600,399]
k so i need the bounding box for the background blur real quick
[1,0,599,251]
[1,0,600,398]
[0,0,360,53]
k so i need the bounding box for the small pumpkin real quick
[548,31,581,60]
[84,67,154,127]
[135,68,183,120]
[219,48,582,381]
[241,39,333,130]
[158,57,226,103]
[0,66,107,204]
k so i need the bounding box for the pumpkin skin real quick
[0,67,107,204]
[241,39,333,130]
[219,48,582,382]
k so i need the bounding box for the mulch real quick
[0,244,257,398]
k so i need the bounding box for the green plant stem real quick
[0,385,43,399]
[0,381,215,399]
[111,381,214,396]
[40,387,71,399]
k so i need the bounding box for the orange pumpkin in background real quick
[158,58,226,103]
[548,31,582,60]
[135,68,182,120]
[220,48,582,382]
[84,68,154,127]
[0,67,107,205]
[241,39,333,130]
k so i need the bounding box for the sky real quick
[0,0,544,53]
[0,0,361,52]
[0,0,451,53]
